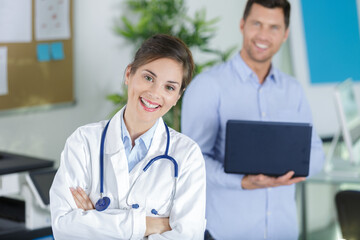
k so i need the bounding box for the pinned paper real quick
[0,47,8,96]
[50,42,64,60]
[0,0,32,43]
[37,43,50,62]
[35,0,70,41]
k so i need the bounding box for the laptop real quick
[224,120,312,177]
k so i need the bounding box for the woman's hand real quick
[145,217,171,236]
[70,187,95,211]
[241,171,306,189]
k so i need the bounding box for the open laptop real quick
[224,120,312,177]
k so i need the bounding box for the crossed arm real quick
[70,187,171,237]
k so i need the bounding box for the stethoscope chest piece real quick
[95,196,110,211]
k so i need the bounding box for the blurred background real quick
[0,0,360,239]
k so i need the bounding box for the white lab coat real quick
[50,108,206,240]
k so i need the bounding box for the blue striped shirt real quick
[181,53,325,240]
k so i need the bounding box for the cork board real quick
[0,0,73,111]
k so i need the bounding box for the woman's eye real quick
[145,75,153,82]
[166,85,175,91]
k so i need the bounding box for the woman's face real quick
[125,58,183,126]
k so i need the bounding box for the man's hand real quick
[145,217,171,236]
[241,171,306,190]
[70,187,95,211]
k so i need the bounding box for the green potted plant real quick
[107,0,236,130]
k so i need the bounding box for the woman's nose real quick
[148,84,161,99]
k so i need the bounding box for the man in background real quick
[181,0,325,239]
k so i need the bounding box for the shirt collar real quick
[120,110,158,149]
[232,53,277,83]
[267,66,277,83]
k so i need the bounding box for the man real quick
[181,0,325,239]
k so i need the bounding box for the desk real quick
[300,169,360,240]
[0,151,53,175]
[0,151,54,239]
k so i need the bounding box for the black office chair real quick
[335,190,360,240]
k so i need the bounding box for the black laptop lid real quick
[224,120,312,177]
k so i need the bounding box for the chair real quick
[335,190,360,240]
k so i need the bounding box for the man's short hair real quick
[243,0,291,29]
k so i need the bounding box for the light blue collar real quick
[120,110,158,150]
[233,53,277,83]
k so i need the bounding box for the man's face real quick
[240,3,289,65]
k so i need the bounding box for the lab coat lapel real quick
[103,109,169,205]
[104,108,131,199]
[128,118,167,181]
[129,118,174,211]
[104,108,124,155]
[126,118,170,208]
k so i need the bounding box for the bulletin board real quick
[0,0,73,111]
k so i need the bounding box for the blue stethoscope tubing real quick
[95,119,178,215]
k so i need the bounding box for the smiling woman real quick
[49,34,205,240]
[124,58,184,140]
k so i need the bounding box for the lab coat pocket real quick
[89,192,119,209]
[105,193,119,209]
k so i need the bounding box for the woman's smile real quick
[140,97,161,112]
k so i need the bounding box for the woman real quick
[50,34,206,239]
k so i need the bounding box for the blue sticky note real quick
[37,43,50,62]
[50,42,64,60]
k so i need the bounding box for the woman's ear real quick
[125,66,131,85]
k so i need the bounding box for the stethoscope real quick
[95,119,178,216]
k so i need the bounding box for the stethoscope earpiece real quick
[151,209,158,215]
